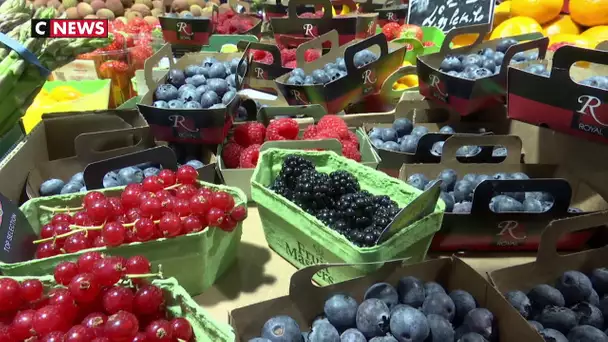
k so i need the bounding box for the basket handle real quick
[440,135,522,165]
[439,24,489,55]
[260,139,343,154]
[144,44,175,93]
[74,127,153,163]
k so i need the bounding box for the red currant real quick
[11,309,35,340]
[126,256,151,275]
[175,184,197,200]
[101,222,126,247]
[182,215,204,233]
[87,199,112,224]
[20,279,44,302]
[65,324,95,342]
[81,312,106,337]
[104,311,139,341]
[0,324,13,342]
[158,213,182,237]
[52,213,73,225]
[68,273,101,304]
[142,176,165,193]
[121,184,143,209]
[73,212,92,226]
[230,205,247,222]
[133,285,165,316]
[53,223,72,244]
[40,224,56,239]
[155,190,172,201]
[140,197,162,219]
[219,215,237,232]
[41,331,66,342]
[126,208,142,222]
[102,286,134,314]
[83,191,105,209]
[158,169,176,187]
[54,261,79,285]
[138,191,156,203]
[206,207,225,227]
[33,305,68,335]
[92,257,126,287]
[134,218,156,242]
[145,319,173,342]
[63,232,91,254]
[211,191,235,211]
[176,165,198,185]
[91,338,111,342]
[173,198,191,216]
[36,241,60,259]
[0,278,22,312]
[48,288,78,321]
[92,236,106,248]
[198,187,214,199]
[189,194,211,215]
[160,196,175,213]
[170,317,193,341]
[107,197,125,219]
[132,332,148,342]
[77,251,104,273]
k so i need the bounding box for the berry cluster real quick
[0,254,195,341]
[284,50,378,86]
[214,10,256,34]
[35,165,246,259]
[221,115,361,169]
[249,47,321,69]
[268,155,401,247]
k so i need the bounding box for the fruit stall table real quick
[195,206,537,324]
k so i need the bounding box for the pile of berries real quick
[284,50,378,86]
[214,10,257,34]
[34,165,246,259]
[249,47,321,69]
[221,115,361,169]
[0,254,195,341]
[268,155,401,247]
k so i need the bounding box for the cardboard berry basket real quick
[400,134,608,252]
[270,0,378,49]
[275,30,406,114]
[0,176,247,296]
[137,44,243,145]
[218,105,380,200]
[355,0,409,26]
[417,24,548,116]
[3,275,234,342]
[237,40,292,94]
[230,257,544,341]
[262,0,318,22]
[250,147,444,285]
[507,45,608,145]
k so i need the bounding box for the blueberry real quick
[200,91,220,108]
[60,182,81,194]
[482,59,496,73]
[369,128,384,140]
[568,207,583,213]
[369,336,398,342]
[194,85,208,98]
[496,38,518,53]
[588,289,600,306]
[167,69,186,87]
[353,50,378,68]
[400,135,420,153]
[462,54,484,68]
[335,58,346,71]
[103,171,120,188]
[340,328,366,342]
[439,125,455,134]
[449,290,477,325]
[287,76,305,85]
[509,172,529,180]
[407,174,429,191]
[430,141,444,156]
[393,118,413,137]
[571,302,604,329]
[178,84,196,96]
[453,180,474,203]
[440,56,464,72]
[143,167,160,177]
[226,74,237,88]
[527,51,539,60]
[155,84,179,101]
[447,70,459,76]
[523,198,544,212]
[457,332,487,342]
[207,78,229,96]
[198,66,210,78]
[356,299,390,339]
[235,106,248,122]
[505,291,531,318]
[261,315,302,341]
[424,282,446,296]
[364,283,399,309]
[475,174,492,187]
[526,191,554,202]
[537,306,577,335]
[437,169,457,191]
[540,329,568,342]
[528,320,543,331]
[397,276,425,308]
[492,172,510,180]
[389,305,429,342]
[463,308,494,339]
[312,69,330,84]
[452,201,472,214]
[186,160,205,169]
[209,104,226,109]
[411,126,429,137]
[184,64,200,77]
[79,186,87,193]
[568,325,608,342]
[207,63,226,79]
[291,68,306,78]
[324,63,337,73]
[70,172,84,186]
[462,65,479,79]
[324,293,358,331]
[248,338,272,342]
[440,192,455,212]
[229,58,240,74]
[308,321,339,342]
[381,128,398,142]
[153,100,169,108]
[202,57,217,67]
[381,141,401,151]
[528,284,565,312]
[456,145,481,157]
[180,89,201,103]
[168,99,184,109]
[493,51,505,66]
[491,195,523,212]
[426,314,454,342]
[580,76,608,90]
[222,90,237,105]
[525,64,547,75]
[304,76,314,85]
[556,270,593,306]
[469,68,493,79]
[117,167,143,185]
[371,139,383,148]
[591,268,608,296]
[512,52,527,64]
[422,293,456,321]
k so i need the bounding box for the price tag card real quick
[407,0,495,32]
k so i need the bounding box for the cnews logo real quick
[31,19,109,38]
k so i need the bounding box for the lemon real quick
[49,86,82,102]
[399,75,419,87]
[220,44,238,53]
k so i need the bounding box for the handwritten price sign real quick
[407,0,495,32]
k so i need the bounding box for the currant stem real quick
[164,183,182,190]
[69,223,104,230]
[125,264,164,279]
[39,205,84,213]
[32,227,102,244]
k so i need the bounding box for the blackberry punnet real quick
[329,170,360,196]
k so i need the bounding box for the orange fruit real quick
[542,15,581,36]
[570,0,608,27]
[398,75,419,87]
[548,33,598,49]
[489,16,544,40]
[493,1,512,28]
[511,0,563,24]
[581,26,608,42]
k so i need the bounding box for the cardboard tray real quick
[137,44,242,144]
[229,257,544,341]
[275,30,406,114]
[355,0,409,26]
[417,24,549,116]
[237,40,292,94]
[507,45,608,146]
[400,134,608,252]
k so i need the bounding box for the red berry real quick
[134,218,156,241]
[66,273,101,305]
[145,319,173,342]
[86,199,112,224]
[230,205,247,222]
[36,241,60,259]
[160,196,175,214]
[139,191,156,203]
[189,194,210,215]
[175,185,197,200]
[211,191,235,211]
[92,257,126,287]
[172,198,191,217]
[41,331,66,342]
[176,165,198,185]
[206,208,225,227]
[198,187,214,200]
[133,285,164,316]
[132,332,148,342]
[63,232,91,253]
[170,317,193,341]
[77,251,104,273]
[265,118,299,141]
[33,305,68,335]
[233,122,266,147]
[11,309,35,340]
[53,223,72,244]
[73,212,92,226]
[20,279,43,302]
[221,142,244,169]
[158,213,182,237]
[48,288,78,324]
[83,191,105,209]
[65,325,94,342]
[52,213,73,225]
[219,215,237,232]
[104,311,139,342]
[142,176,165,193]
[140,197,162,219]
[102,286,134,314]
[81,312,106,337]
[0,278,22,312]
[158,169,176,186]
[238,144,261,168]
[107,197,125,219]
[102,222,126,247]
[182,215,204,233]
[0,324,13,342]
[54,261,79,285]
[121,184,143,209]
[126,256,151,275]
[93,236,106,248]
[155,190,172,201]
[40,223,55,239]
[92,338,111,342]
[126,208,142,222]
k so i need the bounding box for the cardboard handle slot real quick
[394,90,431,116]
[440,135,522,164]
[228,0,251,13]
[259,139,343,154]
[470,179,572,216]
[536,211,608,265]
[380,65,418,100]
[296,30,340,66]
[74,128,151,163]
[144,44,175,93]
[439,24,489,55]
[235,56,250,89]
[83,146,179,190]
[240,41,284,69]
[551,45,608,84]
[344,33,389,75]
[499,35,548,76]
[257,104,328,124]
[288,0,332,20]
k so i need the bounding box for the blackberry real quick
[373,195,398,210]
[269,175,293,200]
[329,170,360,196]
[278,155,315,189]
[292,169,335,211]
[317,208,338,227]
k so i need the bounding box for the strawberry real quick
[304,49,321,62]
[381,22,401,41]
[265,118,299,141]
[423,41,435,47]
[280,49,297,63]
[221,142,244,169]
[234,122,266,147]
[239,144,261,168]
[98,60,129,79]
[130,45,153,70]
[342,142,361,161]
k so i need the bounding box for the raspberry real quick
[234,122,266,147]
[251,49,272,63]
[316,124,349,140]
[280,49,297,63]
[381,22,401,41]
[221,142,244,169]
[304,49,321,62]
[317,115,348,131]
[260,55,274,65]
[346,131,359,147]
[284,60,297,69]
[265,118,300,141]
[315,129,342,140]
[342,142,361,162]
[239,144,261,168]
[302,125,318,139]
